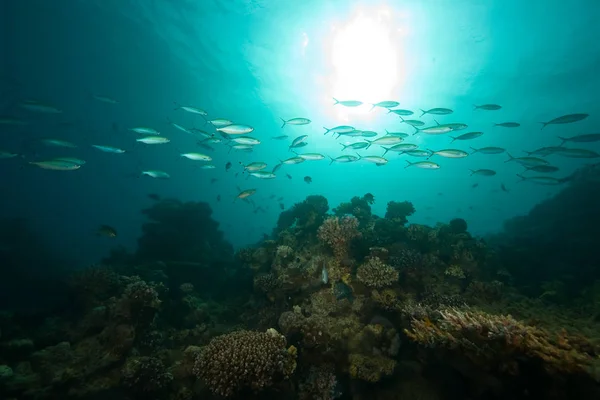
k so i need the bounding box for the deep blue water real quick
[2,0,599,267]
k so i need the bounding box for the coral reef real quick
[2,192,600,399]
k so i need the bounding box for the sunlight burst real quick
[328,9,400,118]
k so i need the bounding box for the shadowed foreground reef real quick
[1,168,600,399]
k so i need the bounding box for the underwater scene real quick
[2,0,600,399]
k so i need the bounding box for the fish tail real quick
[420,109,427,117]
[469,169,475,176]
[387,109,393,114]
[469,147,478,154]
[426,149,435,159]
[173,101,181,110]
[340,143,348,151]
[412,126,419,135]
[399,116,405,122]
[382,147,389,156]
[450,136,456,143]
[473,104,480,110]
[323,127,330,135]
[328,156,335,165]
[280,117,287,128]
[404,160,413,169]
[355,152,362,159]
[364,141,372,150]
[385,129,390,134]
[516,173,526,183]
[539,121,547,130]
[504,152,514,163]
[369,104,376,111]
[333,97,339,105]
[434,119,440,126]
[558,136,567,145]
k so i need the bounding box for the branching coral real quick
[193,329,296,398]
[356,257,398,288]
[404,307,600,376]
[317,216,361,260]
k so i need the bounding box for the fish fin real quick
[420,109,427,117]
[333,97,339,105]
[404,160,413,169]
[280,117,287,128]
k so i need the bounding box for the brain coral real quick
[193,329,296,397]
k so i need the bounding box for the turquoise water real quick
[2,0,599,264]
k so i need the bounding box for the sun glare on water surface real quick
[327,8,402,119]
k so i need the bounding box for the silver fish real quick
[329,155,358,165]
[137,136,170,144]
[173,102,207,116]
[420,108,453,116]
[470,169,496,176]
[470,146,505,154]
[92,144,126,153]
[370,100,399,110]
[474,104,502,110]
[130,127,160,135]
[540,113,588,129]
[405,160,440,169]
[428,149,468,159]
[387,109,413,116]
[181,153,212,161]
[333,98,363,107]
[280,117,311,127]
[558,133,600,144]
[142,170,170,179]
[216,124,254,135]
